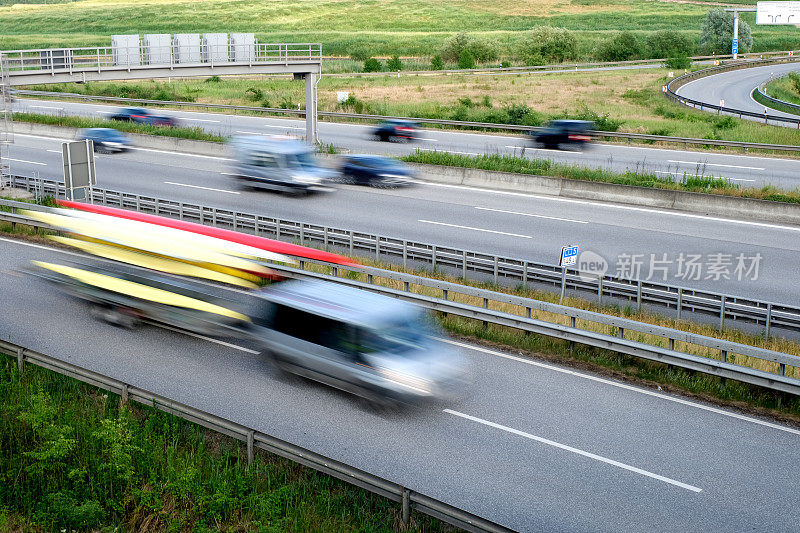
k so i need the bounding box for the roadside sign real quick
[732,38,739,55]
[559,245,579,267]
[667,71,674,78]
[720,99,725,107]
[662,85,668,92]
[790,50,795,56]
[62,139,96,201]
[757,1,800,24]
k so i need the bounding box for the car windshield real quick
[286,151,317,170]
[361,315,437,355]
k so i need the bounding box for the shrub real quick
[594,31,641,62]
[700,8,752,55]
[517,27,577,65]
[386,54,403,71]
[441,31,499,63]
[205,75,221,83]
[430,54,444,70]
[244,87,263,101]
[363,57,382,72]
[457,49,476,69]
[458,96,475,108]
[664,55,691,70]
[789,72,800,95]
[645,30,695,59]
[500,60,511,68]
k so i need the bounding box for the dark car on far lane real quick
[108,107,177,127]
[340,155,416,187]
[77,128,131,153]
[529,119,594,150]
[371,119,419,142]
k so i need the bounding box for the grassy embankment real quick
[0,359,450,531]
[756,75,800,116]
[0,0,798,58]
[24,65,800,150]
[2,198,800,424]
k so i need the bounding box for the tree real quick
[363,57,382,72]
[387,55,403,71]
[517,27,577,65]
[594,31,641,62]
[441,31,499,63]
[645,30,695,59]
[430,54,444,70]
[700,8,752,55]
[457,49,476,69]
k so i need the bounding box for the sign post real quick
[559,245,578,304]
[62,139,96,201]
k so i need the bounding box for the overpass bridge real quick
[0,39,322,141]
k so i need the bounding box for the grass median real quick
[401,149,800,203]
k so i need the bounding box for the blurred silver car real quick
[248,280,469,405]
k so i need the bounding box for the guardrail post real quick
[677,289,683,320]
[299,223,304,244]
[597,277,603,305]
[376,238,381,260]
[493,256,498,285]
[637,281,642,312]
[247,430,254,468]
[483,298,489,330]
[570,316,576,355]
[780,363,786,376]
[401,488,410,526]
[367,273,373,284]
[765,304,772,339]
[522,260,528,287]
[323,226,327,249]
[559,267,567,304]
[720,296,726,330]
[526,307,532,337]
[299,260,305,271]
[16,347,23,374]
[462,250,467,279]
[121,384,129,405]
[442,289,448,317]
[404,281,409,292]
[351,233,355,255]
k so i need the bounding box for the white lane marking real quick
[422,182,800,233]
[444,409,703,493]
[164,181,240,194]
[154,323,259,354]
[130,147,231,161]
[46,149,61,153]
[444,339,800,437]
[181,118,220,123]
[445,150,480,156]
[236,124,304,132]
[28,105,63,110]
[653,170,756,183]
[8,158,47,166]
[14,133,72,142]
[475,206,588,224]
[417,137,439,142]
[418,219,532,238]
[668,160,764,171]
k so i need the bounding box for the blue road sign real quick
[732,38,738,55]
[560,245,579,267]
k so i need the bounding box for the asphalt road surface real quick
[7,132,800,307]
[13,97,800,189]
[2,237,800,532]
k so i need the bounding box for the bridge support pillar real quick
[304,72,318,144]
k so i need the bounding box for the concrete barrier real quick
[15,121,800,225]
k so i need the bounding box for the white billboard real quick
[757,1,800,24]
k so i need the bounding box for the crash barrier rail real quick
[16,88,800,153]
[1,43,322,76]
[0,340,511,533]
[3,175,800,338]
[754,82,800,115]
[2,204,800,397]
[665,57,800,127]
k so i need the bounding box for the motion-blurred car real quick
[339,155,415,187]
[371,119,419,142]
[248,280,469,405]
[77,128,131,154]
[529,119,594,150]
[108,107,176,127]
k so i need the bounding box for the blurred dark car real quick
[340,155,415,187]
[529,119,594,150]
[108,107,176,127]
[372,119,419,142]
[77,128,131,154]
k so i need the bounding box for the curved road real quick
[676,62,800,125]
[2,237,800,532]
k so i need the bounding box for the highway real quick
[13,96,800,189]
[2,236,800,532]
[8,132,800,307]
[676,62,800,125]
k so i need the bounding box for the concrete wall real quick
[16,121,800,225]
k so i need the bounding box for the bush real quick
[244,87,263,101]
[594,31,641,62]
[205,75,221,83]
[430,54,444,70]
[441,31,499,63]
[664,55,691,70]
[789,72,800,95]
[517,27,578,65]
[363,57,382,72]
[457,49,476,69]
[700,8,752,55]
[646,30,695,59]
[500,60,511,68]
[386,55,403,71]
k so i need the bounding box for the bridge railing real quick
[1,43,322,75]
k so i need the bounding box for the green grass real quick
[13,112,227,142]
[0,359,451,532]
[0,0,798,59]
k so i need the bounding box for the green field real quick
[0,0,798,58]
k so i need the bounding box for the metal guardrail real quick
[16,86,800,153]
[4,175,800,338]
[755,82,800,115]
[3,201,800,396]
[0,339,512,533]
[1,43,322,76]
[666,57,800,128]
